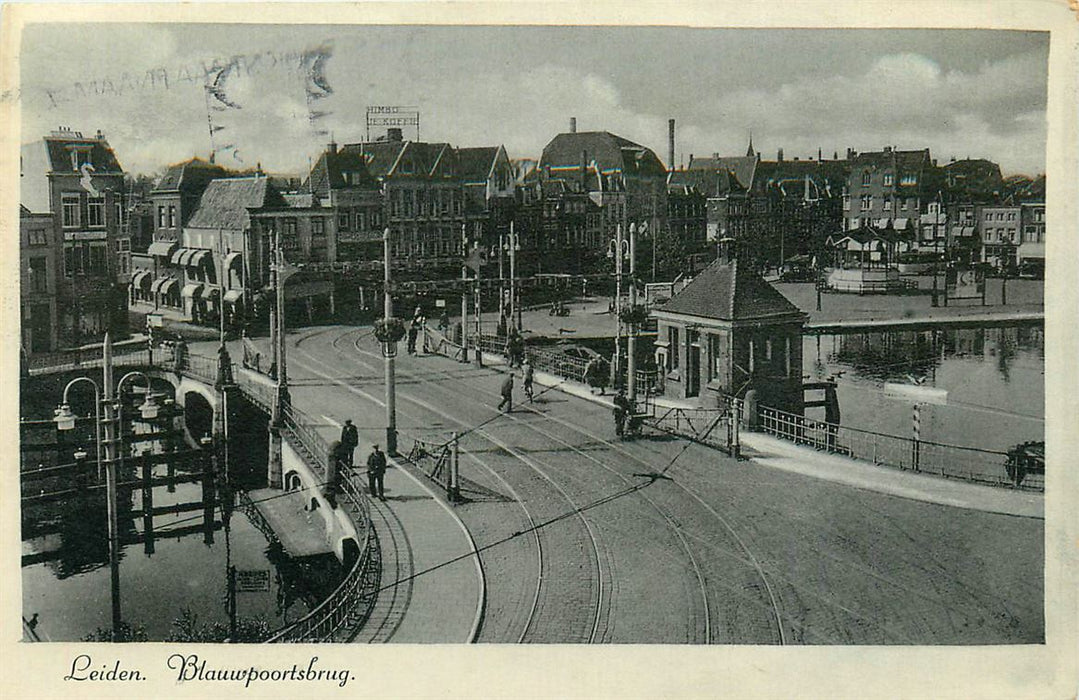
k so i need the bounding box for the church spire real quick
[746,131,755,158]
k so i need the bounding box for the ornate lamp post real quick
[608,224,630,389]
[377,227,401,455]
[504,222,522,331]
[53,359,159,641]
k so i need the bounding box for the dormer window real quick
[883,173,894,187]
[900,173,917,186]
[69,147,92,171]
[861,171,871,186]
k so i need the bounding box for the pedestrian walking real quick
[367,444,387,501]
[613,388,631,438]
[498,373,514,412]
[340,419,358,467]
[406,317,419,355]
[523,361,534,403]
[438,310,449,332]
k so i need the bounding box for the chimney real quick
[570,117,577,133]
[777,148,784,162]
[387,127,403,142]
[96,129,104,140]
[846,147,854,159]
[884,145,892,154]
[668,119,675,171]
[328,138,338,155]
[834,151,839,160]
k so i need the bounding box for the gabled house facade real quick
[20,128,129,349]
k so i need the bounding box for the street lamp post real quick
[383,227,398,455]
[52,339,161,641]
[505,222,521,331]
[460,224,469,363]
[627,222,639,405]
[608,224,630,390]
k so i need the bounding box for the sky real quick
[18,24,1050,178]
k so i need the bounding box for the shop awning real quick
[1017,243,1045,261]
[187,249,211,267]
[893,218,910,230]
[224,251,242,269]
[223,289,244,303]
[131,270,153,288]
[160,278,178,296]
[151,277,178,295]
[181,283,204,299]
[170,248,186,265]
[148,240,177,257]
[179,249,198,267]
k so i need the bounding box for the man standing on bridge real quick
[340,419,358,467]
[367,444,387,501]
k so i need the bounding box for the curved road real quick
[276,325,1042,645]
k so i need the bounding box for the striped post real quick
[912,403,921,472]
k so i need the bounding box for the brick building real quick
[20,128,129,350]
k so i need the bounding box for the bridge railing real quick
[265,467,374,643]
[26,343,155,376]
[757,404,1042,491]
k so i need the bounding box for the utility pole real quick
[383,227,397,455]
[627,223,638,405]
[460,224,469,363]
[610,224,626,389]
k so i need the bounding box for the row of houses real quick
[19,122,1046,355]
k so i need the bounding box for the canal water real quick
[803,325,1044,453]
[21,396,344,642]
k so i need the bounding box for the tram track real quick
[343,333,792,644]
[289,328,605,643]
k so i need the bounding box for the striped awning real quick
[147,240,177,257]
[170,248,186,265]
[181,283,204,299]
[159,278,178,295]
[131,270,153,288]
[223,289,244,303]
[187,249,211,267]
[151,277,178,295]
[224,251,242,269]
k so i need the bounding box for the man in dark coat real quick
[367,444,387,501]
[340,419,358,467]
[498,373,514,412]
[613,389,631,438]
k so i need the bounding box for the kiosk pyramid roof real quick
[661,258,805,322]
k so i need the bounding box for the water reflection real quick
[20,390,344,642]
[805,325,1044,452]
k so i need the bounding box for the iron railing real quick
[264,468,375,642]
[758,404,1042,491]
[27,343,154,376]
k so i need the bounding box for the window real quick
[765,338,773,362]
[861,171,871,186]
[168,205,176,228]
[27,228,48,246]
[29,257,48,293]
[883,197,893,211]
[1007,212,1016,221]
[883,173,894,187]
[900,198,908,211]
[88,196,105,227]
[860,194,872,211]
[115,201,123,229]
[312,218,325,236]
[158,205,166,228]
[900,174,917,186]
[354,211,364,231]
[338,209,350,230]
[669,327,680,370]
[62,193,81,228]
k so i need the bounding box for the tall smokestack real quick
[570,117,577,133]
[668,119,676,172]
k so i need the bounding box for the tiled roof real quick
[667,168,740,198]
[660,258,805,322]
[456,146,499,183]
[154,158,230,193]
[753,159,849,198]
[42,134,124,174]
[540,131,666,178]
[687,155,758,191]
[340,141,405,178]
[304,149,378,195]
[186,176,287,230]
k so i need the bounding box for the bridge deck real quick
[247,487,334,558]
